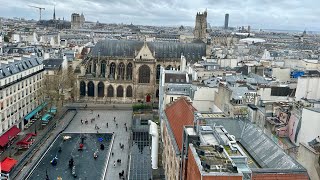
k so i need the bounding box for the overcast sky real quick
[1,0,319,31]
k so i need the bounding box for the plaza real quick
[24,107,133,180]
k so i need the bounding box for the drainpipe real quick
[148,120,159,169]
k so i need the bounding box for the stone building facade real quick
[76,40,206,103]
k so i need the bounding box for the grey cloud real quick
[0,0,319,30]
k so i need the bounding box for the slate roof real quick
[89,40,206,61]
[43,59,63,70]
[204,119,306,170]
[165,97,197,152]
[0,57,42,80]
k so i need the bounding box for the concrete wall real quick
[192,86,217,112]
[272,67,291,82]
[297,143,320,180]
[257,87,289,102]
[298,108,320,145]
[296,77,320,101]
[217,58,238,68]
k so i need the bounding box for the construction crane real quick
[29,5,45,21]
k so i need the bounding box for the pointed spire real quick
[53,5,56,20]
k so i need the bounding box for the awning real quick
[16,133,36,146]
[0,126,21,147]
[41,113,52,121]
[1,157,17,173]
[24,102,48,121]
[48,106,57,114]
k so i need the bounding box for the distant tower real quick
[80,12,85,27]
[71,13,81,29]
[194,10,207,42]
[53,6,56,21]
[224,13,229,29]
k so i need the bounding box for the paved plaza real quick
[24,108,132,180]
[27,133,113,179]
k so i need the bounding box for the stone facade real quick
[194,11,207,42]
[76,40,206,103]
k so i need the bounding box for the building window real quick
[138,65,150,83]
[156,64,161,80]
[126,63,133,80]
[107,85,114,97]
[117,86,123,97]
[87,81,94,97]
[126,86,132,97]
[97,82,104,97]
[118,62,125,80]
[100,60,106,77]
[109,62,116,79]
[170,97,173,102]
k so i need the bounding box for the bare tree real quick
[41,65,76,111]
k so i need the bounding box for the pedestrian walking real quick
[97,114,100,118]
[111,152,114,156]
[81,119,83,124]
[113,161,116,167]
[116,123,118,128]
[106,122,108,128]
[125,126,127,132]
[124,123,126,127]
[114,117,116,122]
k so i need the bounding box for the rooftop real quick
[0,56,42,80]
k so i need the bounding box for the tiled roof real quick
[165,97,196,152]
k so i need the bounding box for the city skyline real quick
[0,0,319,31]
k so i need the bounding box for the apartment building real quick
[0,56,44,136]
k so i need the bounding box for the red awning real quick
[1,157,17,173]
[16,133,36,146]
[0,126,21,147]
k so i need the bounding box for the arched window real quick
[117,86,124,97]
[80,81,85,96]
[87,81,94,97]
[109,62,116,80]
[86,64,92,74]
[118,62,125,80]
[177,65,180,71]
[126,86,132,97]
[107,85,114,97]
[156,64,161,80]
[92,60,96,75]
[138,65,150,83]
[100,60,106,77]
[97,82,104,97]
[126,62,133,80]
[166,65,172,70]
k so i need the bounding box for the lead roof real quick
[89,40,206,61]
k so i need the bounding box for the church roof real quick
[89,40,206,61]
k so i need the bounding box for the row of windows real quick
[1,87,42,110]
[0,74,43,99]
[1,99,43,121]
[80,81,133,98]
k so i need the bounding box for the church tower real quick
[53,6,56,20]
[194,10,207,42]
